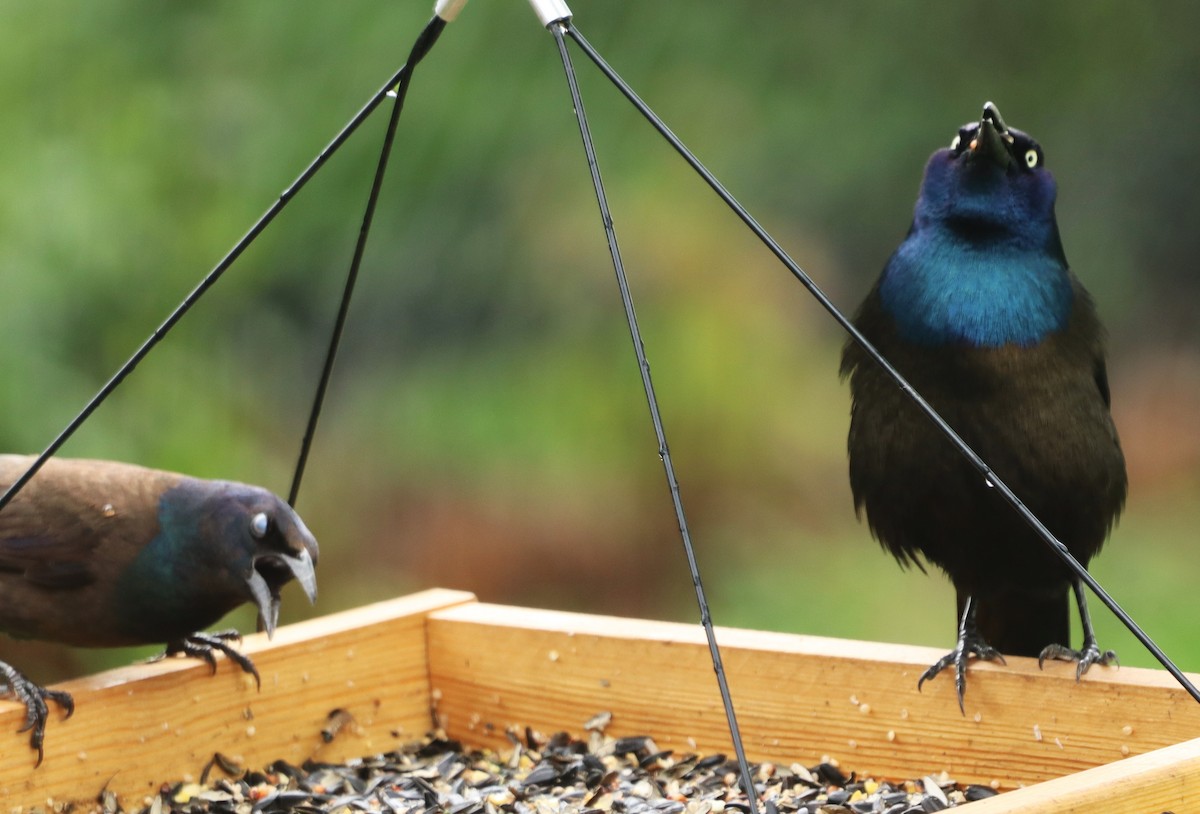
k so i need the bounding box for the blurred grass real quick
[0,1,1197,686]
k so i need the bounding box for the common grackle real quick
[841,103,1127,708]
[0,454,319,763]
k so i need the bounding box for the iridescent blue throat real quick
[879,227,1073,348]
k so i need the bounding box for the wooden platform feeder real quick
[1,587,1197,811]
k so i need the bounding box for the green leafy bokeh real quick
[0,2,1197,682]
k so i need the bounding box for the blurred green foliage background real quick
[0,2,1197,683]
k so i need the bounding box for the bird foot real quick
[0,661,74,766]
[155,630,261,689]
[1038,641,1118,680]
[918,635,1006,713]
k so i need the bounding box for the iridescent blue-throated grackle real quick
[841,102,1127,708]
[0,454,319,763]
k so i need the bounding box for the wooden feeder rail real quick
[0,588,1195,812]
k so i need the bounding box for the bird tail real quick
[960,589,1069,658]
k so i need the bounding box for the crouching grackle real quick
[841,103,1127,708]
[0,454,319,763]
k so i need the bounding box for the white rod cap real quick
[528,0,572,26]
[434,0,469,22]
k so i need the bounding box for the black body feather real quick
[841,103,1126,702]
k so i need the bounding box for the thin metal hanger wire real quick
[550,22,763,814]
[559,22,1200,704]
[288,16,447,507]
[0,15,449,516]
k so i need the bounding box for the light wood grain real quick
[964,735,1200,813]
[0,587,475,809]
[425,602,1200,794]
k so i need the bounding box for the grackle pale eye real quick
[250,512,270,539]
[1024,149,1039,168]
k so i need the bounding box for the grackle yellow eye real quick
[1025,149,1039,168]
[950,135,961,151]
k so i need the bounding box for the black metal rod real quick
[564,24,1200,704]
[288,16,447,507]
[550,22,763,812]
[0,21,441,516]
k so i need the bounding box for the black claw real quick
[161,630,261,690]
[1037,580,1118,680]
[918,637,1005,712]
[918,595,1005,711]
[50,689,75,720]
[917,654,954,693]
[1038,644,1067,670]
[1038,641,1119,680]
[196,647,219,674]
[1040,580,1119,681]
[217,645,262,689]
[0,661,74,766]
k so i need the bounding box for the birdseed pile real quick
[64,718,1000,814]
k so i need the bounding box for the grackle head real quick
[184,482,319,638]
[879,102,1074,348]
[913,101,1060,252]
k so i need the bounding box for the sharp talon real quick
[1038,641,1118,680]
[917,653,955,693]
[49,690,75,721]
[0,661,74,766]
[1037,643,1073,669]
[222,649,262,690]
[199,648,219,674]
[162,631,260,689]
[919,598,1005,711]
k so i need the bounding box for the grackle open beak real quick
[246,545,318,638]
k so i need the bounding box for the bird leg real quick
[1038,579,1118,679]
[154,630,261,689]
[918,595,1006,712]
[0,660,74,766]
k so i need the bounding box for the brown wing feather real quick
[0,455,183,590]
